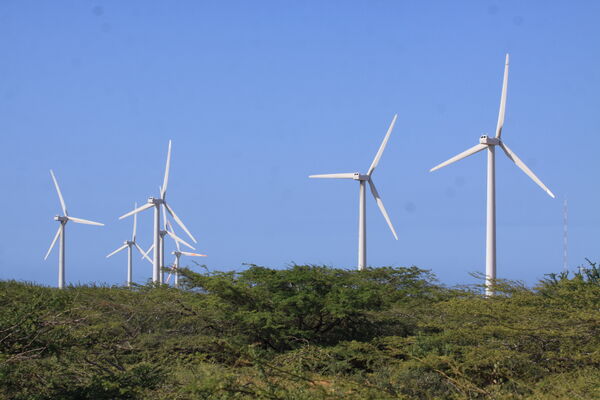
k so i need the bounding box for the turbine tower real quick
[44,170,104,289]
[119,140,197,283]
[309,114,399,270]
[106,202,153,287]
[563,199,568,272]
[429,54,555,296]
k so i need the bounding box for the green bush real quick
[1,263,599,399]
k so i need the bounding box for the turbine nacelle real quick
[147,197,163,205]
[479,135,500,145]
[54,215,68,222]
[352,173,370,181]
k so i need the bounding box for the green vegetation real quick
[1,263,599,399]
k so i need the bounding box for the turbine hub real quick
[148,197,163,205]
[54,215,67,222]
[479,135,500,145]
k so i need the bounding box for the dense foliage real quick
[1,263,599,399]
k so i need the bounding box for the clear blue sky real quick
[1,0,598,287]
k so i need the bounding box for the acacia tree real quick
[178,264,440,350]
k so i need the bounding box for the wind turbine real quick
[166,223,207,288]
[429,54,555,296]
[119,140,197,283]
[44,170,104,289]
[106,202,153,287]
[141,207,197,284]
[309,114,399,270]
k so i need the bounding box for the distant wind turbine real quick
[166,223,207,288]
[119,140,197,283]
[429,54,555,296]
[106,202,152,287]
[309,114,399,270]
[44,170,104,289]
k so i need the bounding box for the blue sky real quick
[1,0,598,287]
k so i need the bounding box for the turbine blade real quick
[44,225,62,260]
[368,179,398,240]
[430,143,487,172]
[309,173,356,179]
[67,216,104,226]
[166,229,195,250]
[499,142,555,198]
[134,242,153,263]
[141,244,154,261]
[367,114,397,176]
[132,202,138,241]
[495,54,509,138]
[166,262,177,283]
[106,244,128,258]
[167,220,181,251]
[164,202,197,243]
[181,251,208,257]
[119,202,153,220]
[50,170,68,216]
[161,140,172,199]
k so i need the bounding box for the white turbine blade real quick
[119,202,153,220]
[166,263,177,283]
[67,216,104,226]
[367,114,397,176]
[166,230,195,250]
[106,244,128,258]
[164,202,197,243]
[167,220,181,252]
[368,179,398,240]
[181,251,208,257]
[161,140,172,199]
[430,143,487,172]
[499,142,555,198]
[134,242,153,263]
[495,54,509,138]
[132,202,138,241]
[44,225,62,260]
[141,243,154,260]
[50,170,68,216]
[309,173,355,179]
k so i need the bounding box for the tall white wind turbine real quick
[106,202,153,287]
[309,114,399,270]
[44,170,104,289]
[429,54,555,296]
[119,140,197,283]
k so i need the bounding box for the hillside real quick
[1,264,599,399]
